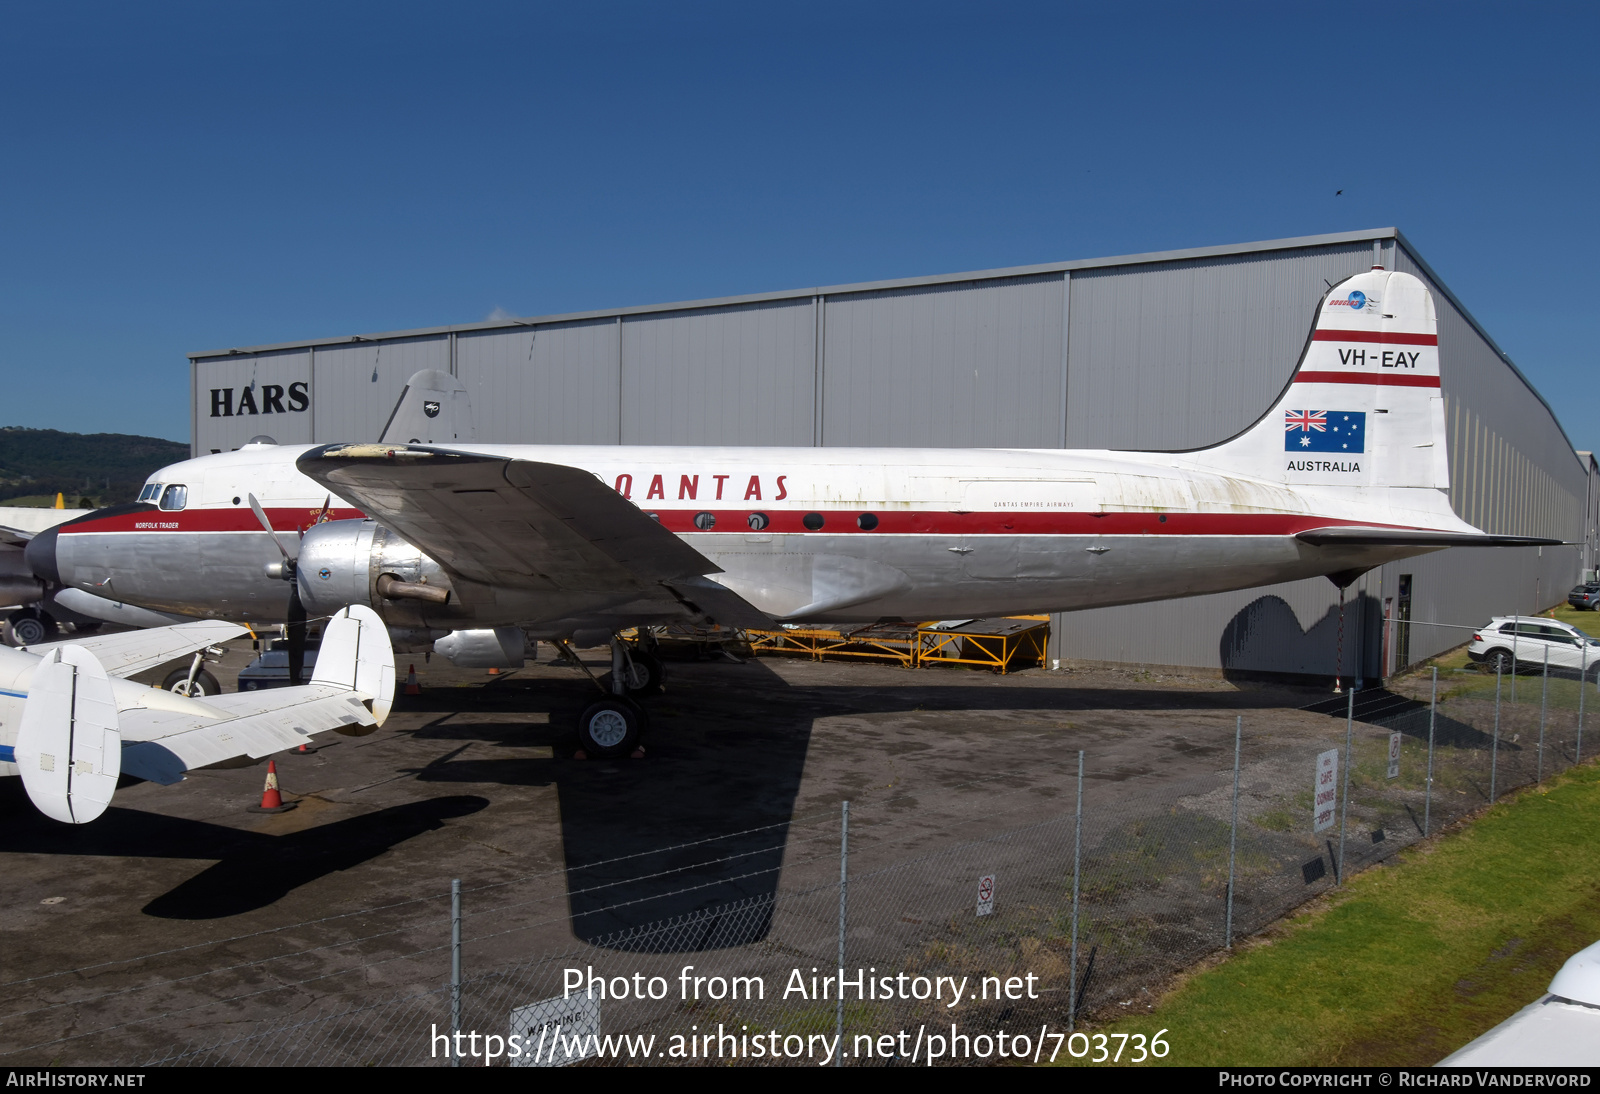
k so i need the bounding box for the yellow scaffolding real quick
[747,617,1049,675]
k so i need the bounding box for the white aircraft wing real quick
[0,506,92,547]
[119,684,377,785]
[28,619,249,678]
[299,444,723,591]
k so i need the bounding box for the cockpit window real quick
[138,483,161,503]
[158,484,188,511]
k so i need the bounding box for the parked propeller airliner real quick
[25,269,1556,756]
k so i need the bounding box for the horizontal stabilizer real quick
[16,645,121,824]
[30,618,247,678]
[1295,527,1565,548]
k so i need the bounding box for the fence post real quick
[1226,716,1241,948]
[1491,662,1502,802]
[1580,642,1588,765]
[1069,750,1084,1032]
[1538,647,1549,784]
[1424,667,1437,837]
[451,878,462,1068]
[1337,689,1355,885]
[836,800,848,1067]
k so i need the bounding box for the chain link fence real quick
[3,617,1593,1066]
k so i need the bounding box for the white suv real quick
[1467,616,1600,677]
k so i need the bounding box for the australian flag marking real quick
[1285,410,1365,453]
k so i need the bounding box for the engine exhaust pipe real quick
[376,573,451,605]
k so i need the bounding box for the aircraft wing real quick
[119,684,378,785]
[28,619,249,678]
[297,444,722,594]
[1295,527,1566,548]
[0,507,92,547]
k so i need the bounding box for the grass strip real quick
[1063,760,1600,1067]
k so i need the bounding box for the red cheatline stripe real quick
[1312,329,1437,346]
[1294,371,1441,388]
[61,508,1421,538]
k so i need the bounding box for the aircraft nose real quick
[25,525,61,585]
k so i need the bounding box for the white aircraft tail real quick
[312,604,396,726]
[16,645,121,824]
[380,369,474,445]
[1191,268,1449,493]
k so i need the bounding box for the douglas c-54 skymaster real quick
[25,268,1555,758]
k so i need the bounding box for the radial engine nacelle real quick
[295,519,460,625]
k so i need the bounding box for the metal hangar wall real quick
[189,228,1596,681]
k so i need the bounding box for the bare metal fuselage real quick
[38,442,1446,636]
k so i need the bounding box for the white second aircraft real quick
[25,268,1554,756]
[0,607,393,823]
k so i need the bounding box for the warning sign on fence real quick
[976,873,996,917]
[509,993,601,1067]
[1313,748,1339,833]
[1388,731,1402,780]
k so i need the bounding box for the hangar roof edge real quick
[188,226,1404,360]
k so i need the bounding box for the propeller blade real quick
[286,581,308,687]
[247,493,295,562]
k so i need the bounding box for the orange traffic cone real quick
[247,760,297,813]
[404,665,421,695]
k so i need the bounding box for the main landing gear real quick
[562,633,666,759]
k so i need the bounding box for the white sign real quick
[1387,732,1402,780]
[976,873,996,917]
[1313,748,1339,833]
[509,993,601,1067]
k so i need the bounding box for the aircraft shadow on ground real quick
[392,656,1313,950]
[0,781,488,920]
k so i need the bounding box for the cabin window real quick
[158,484,188,511]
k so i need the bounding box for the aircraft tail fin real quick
[1193,267,1449,493]
[379,369,474,446]
[312,604,396,726]
[16,645,121,824]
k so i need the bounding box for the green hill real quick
[0,427,189,507]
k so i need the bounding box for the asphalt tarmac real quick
[0,642,1371,1064]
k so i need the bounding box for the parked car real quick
[1467,616,1600,676]
[1568,583,1600,610]
[238,640,322,691]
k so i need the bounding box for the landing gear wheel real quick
[600,651,665,696]
[164,667,222,697]
[4,611,55,647]
[577,697,645,759]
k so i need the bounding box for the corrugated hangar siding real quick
[189,229,1592,680]
[1064,244,1372,449]
[622,299,817,446]
[821,273,1065,448]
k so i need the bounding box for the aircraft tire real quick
[3,611,54,647]
[599,651,665,696]
[164,667,223,697]
[578,697,645,759]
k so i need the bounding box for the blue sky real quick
[3,2,1595,452]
